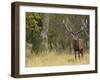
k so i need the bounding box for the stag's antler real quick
[62,19,80,40]
[62,19,88,40]
[81,19,89,37]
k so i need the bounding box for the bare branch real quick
[81,19,89,37]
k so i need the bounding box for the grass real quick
[26,49,89,67]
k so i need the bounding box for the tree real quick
[26,12,42,53]
[41,14,49,51]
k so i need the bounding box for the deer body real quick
[73,38,84,59]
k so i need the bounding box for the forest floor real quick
[26,50,89,67]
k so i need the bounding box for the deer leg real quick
[75,51,77,59]
[81,49,83,58]
[78,51,81,59]
[79,49,83,58]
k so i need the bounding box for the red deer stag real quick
[62,20,88,59]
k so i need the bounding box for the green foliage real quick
[26,12,42,32]
[26,12,42,42]
[26,12,43,53]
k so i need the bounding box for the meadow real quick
[26,47,89,67]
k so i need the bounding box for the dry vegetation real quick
[26,49,89,67]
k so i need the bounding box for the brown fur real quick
[73,39,84,59]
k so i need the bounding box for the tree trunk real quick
[41,14,49,51]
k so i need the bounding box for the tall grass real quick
[26,49,89,67]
